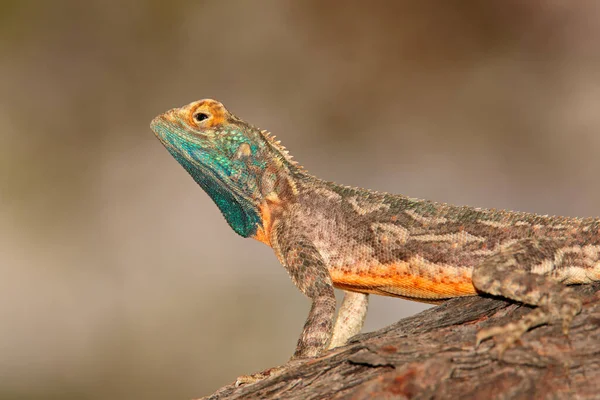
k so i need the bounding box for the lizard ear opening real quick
[234,143,252,159]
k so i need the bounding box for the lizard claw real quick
[476,322,526,357]
[475,325,504,348]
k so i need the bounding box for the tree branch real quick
[202,283,600,399]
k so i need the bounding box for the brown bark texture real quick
[203,283,600,400]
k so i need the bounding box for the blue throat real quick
[170,151,261,238]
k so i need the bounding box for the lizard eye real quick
[194,112,209,122]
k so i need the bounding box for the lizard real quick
[150,99,599,380]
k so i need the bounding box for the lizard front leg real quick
[235,218,336,386]
[271,219,337,359]
[472,238,583,355]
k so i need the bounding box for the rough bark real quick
[202,283,600,400]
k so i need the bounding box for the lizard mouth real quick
[150,115,177,143]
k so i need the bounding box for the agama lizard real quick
[151,99,599,378]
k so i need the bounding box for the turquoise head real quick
[150,99,293,238]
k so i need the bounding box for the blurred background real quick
[2,1,600,398]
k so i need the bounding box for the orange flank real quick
[329,263,477,302]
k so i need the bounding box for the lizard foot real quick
[476,296,582,357]
[235,365,286,387]
[475,319,530,357]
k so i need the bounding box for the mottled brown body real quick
[273,176,600,301]
[151,99,600,385]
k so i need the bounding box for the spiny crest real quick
[259,129,304,170]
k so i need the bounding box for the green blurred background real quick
[2,1,600,398]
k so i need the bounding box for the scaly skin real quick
[151,99,600,380]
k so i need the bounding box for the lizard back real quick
[287,174,600,302]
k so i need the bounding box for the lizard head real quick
[150,99,297,239]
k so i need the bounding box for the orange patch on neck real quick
[252,193,282,247]
[253,205,273,246]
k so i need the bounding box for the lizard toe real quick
[234,365,286,386]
